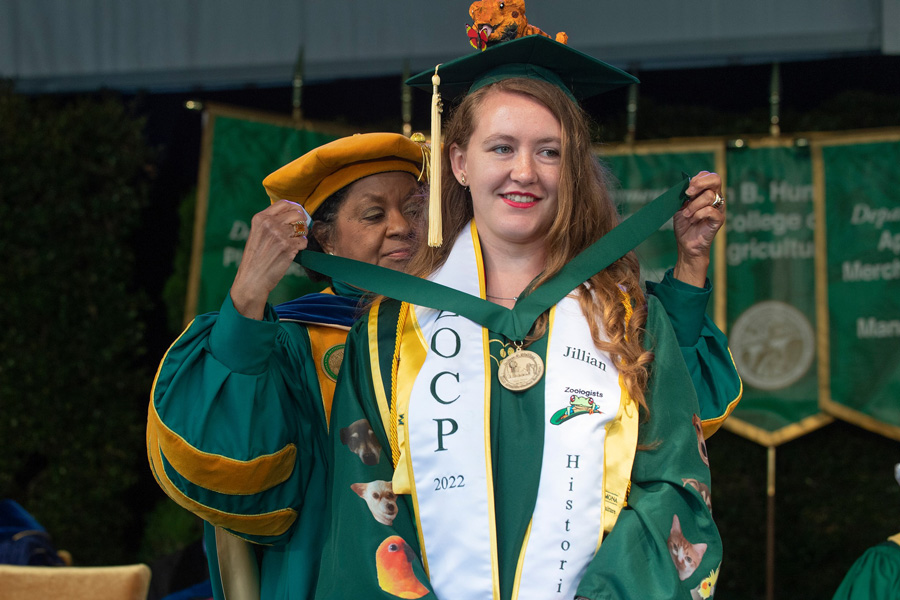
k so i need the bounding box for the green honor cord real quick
[297,176,690,340]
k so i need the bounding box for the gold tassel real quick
[428,65,443,247]
[410,132,430,184]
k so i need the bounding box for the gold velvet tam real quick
[262,132,426,216]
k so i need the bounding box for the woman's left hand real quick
[672,171,726,287]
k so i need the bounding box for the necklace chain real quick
[486,293,518,301]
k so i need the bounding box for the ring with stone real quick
[712,193,725,210]
[290,221,308,238]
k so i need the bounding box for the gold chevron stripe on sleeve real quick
[148,402,296,496]
[146,409,297,537]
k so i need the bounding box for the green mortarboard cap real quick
[406,35,639,101]
[408,34,638,248]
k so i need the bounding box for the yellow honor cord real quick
[428,65,443,247]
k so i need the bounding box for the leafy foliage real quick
[0,84,155,565]
[137,497,204,564]
[161,188,197,333]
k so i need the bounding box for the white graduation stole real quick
[514,296,620,600]
[401,223,625,600]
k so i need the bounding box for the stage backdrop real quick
[185,104,349,321]
[814,131,900,441]
[603,131,900,444]
[186,110,900,442]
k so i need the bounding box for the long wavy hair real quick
[404,77,654,413]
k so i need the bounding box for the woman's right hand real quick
[230,200,311,320]
[673,171,725,287]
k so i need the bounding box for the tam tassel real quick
[410,132,431,183]
[428,65,443,247]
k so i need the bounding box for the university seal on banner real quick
[730,301,814,391]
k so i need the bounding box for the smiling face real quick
[320,171,422,270]
[449,89,561,253]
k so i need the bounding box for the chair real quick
[0,563,151,600]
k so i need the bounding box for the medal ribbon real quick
[297,176,690,340]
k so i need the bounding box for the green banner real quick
[724,145,829,444]
[819,138,900,438]
[601,148,718,283]
[191,111,340,317]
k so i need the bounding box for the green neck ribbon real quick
[298,176,690,341]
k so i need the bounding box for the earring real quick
[460,173,467,186]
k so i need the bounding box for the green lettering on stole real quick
[434,418,459,452]
[431,327,461,358]
[430,371,460,404]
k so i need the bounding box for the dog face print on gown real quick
[351,480,398,526]
[340,418,382,466]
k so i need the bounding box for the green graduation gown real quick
[313,278,740,598]
[148,272,738,600]
[832,535,900,600]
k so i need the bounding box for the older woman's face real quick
[321,171,422,270]
[450,89,561,250]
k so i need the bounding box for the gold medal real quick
[498,344,544,391]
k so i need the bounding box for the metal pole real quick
[402,60,412,137]
[769,62,781,137]
[625,65,639,144]
[292,46,305,122]
[766,445,776,600]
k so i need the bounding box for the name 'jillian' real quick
[562,346,607,371]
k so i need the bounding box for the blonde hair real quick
[406,77,653,413]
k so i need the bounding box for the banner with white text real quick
[815,134,900,440]
[599,144,724,287]
[722,143,832,445]
[186,105,342,319]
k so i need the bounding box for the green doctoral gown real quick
[148,291,352,600]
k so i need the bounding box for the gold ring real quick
[290,221,308,238]
[712,193,725,210]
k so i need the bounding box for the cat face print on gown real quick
[668,514,708,581]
